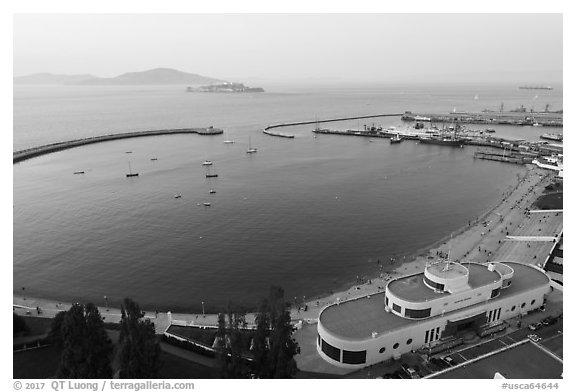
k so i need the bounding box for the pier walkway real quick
[264,113,403,131]
[13,127,223,163]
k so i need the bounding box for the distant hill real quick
[75,68,225,85]
[14,68,225,86]
[14,73,95,85]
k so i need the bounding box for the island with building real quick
[186,82,265,93]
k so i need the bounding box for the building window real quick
[424,275,445,291]
[491,288,500,298]
[393,303,401,313]
[511,306,516,311]
[321,339,341,362]
[531,299,536,305]
[385,296,389,306]
[343,350,367,365]
[379,347,386,354]
[405,308,431,319]
[521,302,526,308]
[425,330,429,343]
[406,338,413,345]
[393,343,399,349]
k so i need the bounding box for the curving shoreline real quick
[14,163,554,329]
[13,127,223,163]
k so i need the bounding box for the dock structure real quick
[13,127,223,163]
[401,111,563,128]
[473,151,529,165]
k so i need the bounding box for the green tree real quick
[56,303,113,378]
[118,298,162,378]
[215,305,250,378]
[252,286,300,378]
[84,303,114,378]
[48,311,67,348]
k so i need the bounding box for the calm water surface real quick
[13,83,561,311]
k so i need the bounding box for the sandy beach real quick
[13,164,560,335]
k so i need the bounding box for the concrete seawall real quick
[264,113,403,131]
[13,127,223,163]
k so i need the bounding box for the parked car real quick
[542,316,557,326]
[528,334,542,343]
[401,364,420,379]
[430,357,450,370]
[443,356,456,366]
[529,322,543,331]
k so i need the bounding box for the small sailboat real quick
[174,194,182,199]
[209,189,216,194]
[126,161,139,177]
[246,136,257,154]
[205,164,218,178]
[202,160,213,166]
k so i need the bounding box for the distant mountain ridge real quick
[14,68,225,86]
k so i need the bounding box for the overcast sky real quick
[13,13,563,83]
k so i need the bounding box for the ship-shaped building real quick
[317,260,551,367]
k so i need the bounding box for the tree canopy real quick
[52,303,113,378]
[118,298,162,378]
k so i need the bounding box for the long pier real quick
[264,113,403,131]
[13,127,223,163]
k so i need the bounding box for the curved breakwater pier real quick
[264,113,403,131]
[13,127,223,163]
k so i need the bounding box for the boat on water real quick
[519,85,553,90]
[206,173,218,178]
[390,134,403,144]
[484,128,496,133]
[150,158,158,161]
[126,161,139,177]
[246,136,258,153]
[203,202,211,207]
[202,160,213,166]
[209,189,216,194]
[223,140,235,144]
[73,171,85,175]
[540,133,563,142]
[174,194,182,199]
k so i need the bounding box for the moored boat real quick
[540,133,563,142]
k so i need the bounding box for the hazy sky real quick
[13,13,563,83]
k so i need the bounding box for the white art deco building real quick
[317,261,551,367]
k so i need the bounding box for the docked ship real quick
[540,133,563,142]
[519,86,553,90]
[419,134,465,147]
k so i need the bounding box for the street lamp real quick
[104,296,108,311]
[202,301,205,317]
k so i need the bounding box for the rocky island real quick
[187,82,265,93]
